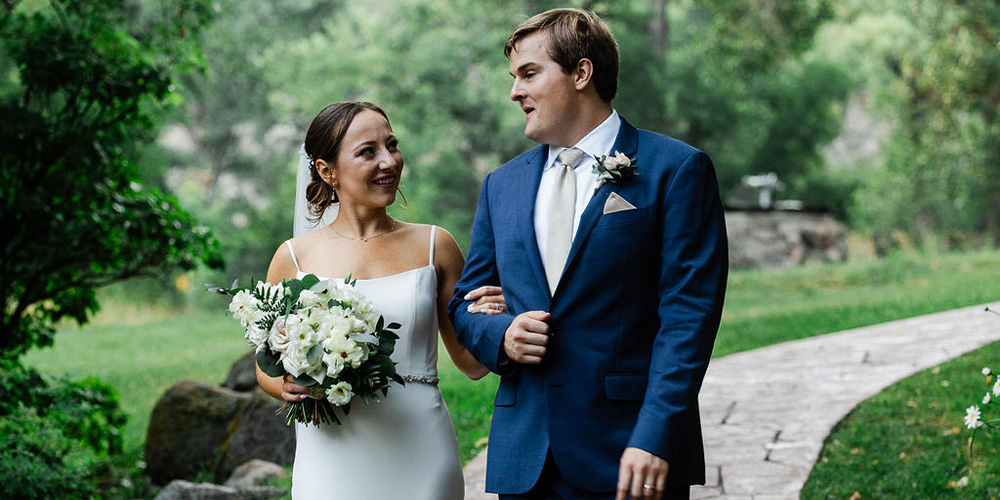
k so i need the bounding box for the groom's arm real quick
[629,150,729,463]
[448,174,517,375]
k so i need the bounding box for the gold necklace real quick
[329,217,397,242]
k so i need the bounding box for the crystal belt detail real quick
[401,374,440,385]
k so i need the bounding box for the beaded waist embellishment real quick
[400,374,440,385]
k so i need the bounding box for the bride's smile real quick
[320,109,403,210]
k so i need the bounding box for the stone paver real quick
[465,302,1000,499]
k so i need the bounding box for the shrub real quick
[0,359,128,499]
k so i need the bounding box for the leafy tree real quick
[815,0,1000,249]
[0,0,221,359]
[617,0,851,207]
[256,0,531,248]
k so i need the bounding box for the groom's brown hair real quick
[504,8,619,103]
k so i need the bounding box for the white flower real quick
[983,367,992,376]
[984,392,992,405]
[268,316,294,353]
[606,151,631,169]
[592,150,637,184]
[327,335,368,369]
[288,315,317,347]
[228,290,259,326]
[281,346,312,378]
[255,281,284,299]
[964,405,985,429]
[245,322,268,349]
[297,289,325,309]
[323,350,347,378]
[994,379,1000,398]
[326,381,354,406]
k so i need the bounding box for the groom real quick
[449,8,728,500]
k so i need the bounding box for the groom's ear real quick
[573,58,595,92]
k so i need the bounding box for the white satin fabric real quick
[284,227,464,500]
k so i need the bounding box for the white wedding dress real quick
[283,226,465,499]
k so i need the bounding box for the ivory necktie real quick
[545,147,585,294]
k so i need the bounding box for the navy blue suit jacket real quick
[448,117,728,494]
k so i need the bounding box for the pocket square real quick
[603,192,637,214]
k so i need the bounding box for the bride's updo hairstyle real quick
[303,101,390,221]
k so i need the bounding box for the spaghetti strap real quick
[428,226,437,267]
[284,240,302,274]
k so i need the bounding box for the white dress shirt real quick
[534,110,621,268]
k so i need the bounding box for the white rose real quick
[326,381,354,406]
[228,290,258,327]
[297,289,325,309]
[245,322,268,348]
[608,151,630,169]
[281,345,311,378]
[281,342,325,379]
[268,316,292,353]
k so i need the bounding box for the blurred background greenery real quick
[3,0,999,498]
[141,0,1000,295]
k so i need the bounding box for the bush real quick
[0,360,128,499]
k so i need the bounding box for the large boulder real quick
[725,210,848,269]
[220,390,296,475]
[145,380,295,485]
[224,459,287,490]
[221,351,258,392]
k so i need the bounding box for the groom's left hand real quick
[616,447,669,500]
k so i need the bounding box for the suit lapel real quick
[514,145,551,297]
[560,118,639,283]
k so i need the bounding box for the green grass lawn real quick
[801,339,1000,498]
[716,249,1000,357]
[20,248,1000,490]
[23,309,251,455]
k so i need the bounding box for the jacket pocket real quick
[604,373,648,401]
[597,206,650,227]
[494,379,517,407]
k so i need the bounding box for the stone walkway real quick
[463,302,1000,500]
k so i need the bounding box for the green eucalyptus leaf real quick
[306,344,324,365]
[350,333,379,345]
[255,350,285,378]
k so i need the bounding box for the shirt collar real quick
[545,110,621,172]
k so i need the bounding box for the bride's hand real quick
[281,374,325,402]
[464,285,507,315]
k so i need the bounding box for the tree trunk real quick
[650,0,669,63]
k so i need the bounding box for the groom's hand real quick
[502,311,550,364]
[617,447,669,500]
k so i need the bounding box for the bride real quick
[256,102,504,499]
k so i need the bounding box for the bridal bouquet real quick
[212,274,403,426]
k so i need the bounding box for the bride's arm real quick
[435,228,491,381]
[255,242,316,402]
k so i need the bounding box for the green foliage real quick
[802,340,1000,499]
[0,359,128,500]
[815,0,1000,249]
[652,0,851,202]
[0,0,222,360]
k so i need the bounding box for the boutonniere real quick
[592,151,638,185]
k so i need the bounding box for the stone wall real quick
[725,210,847,270]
